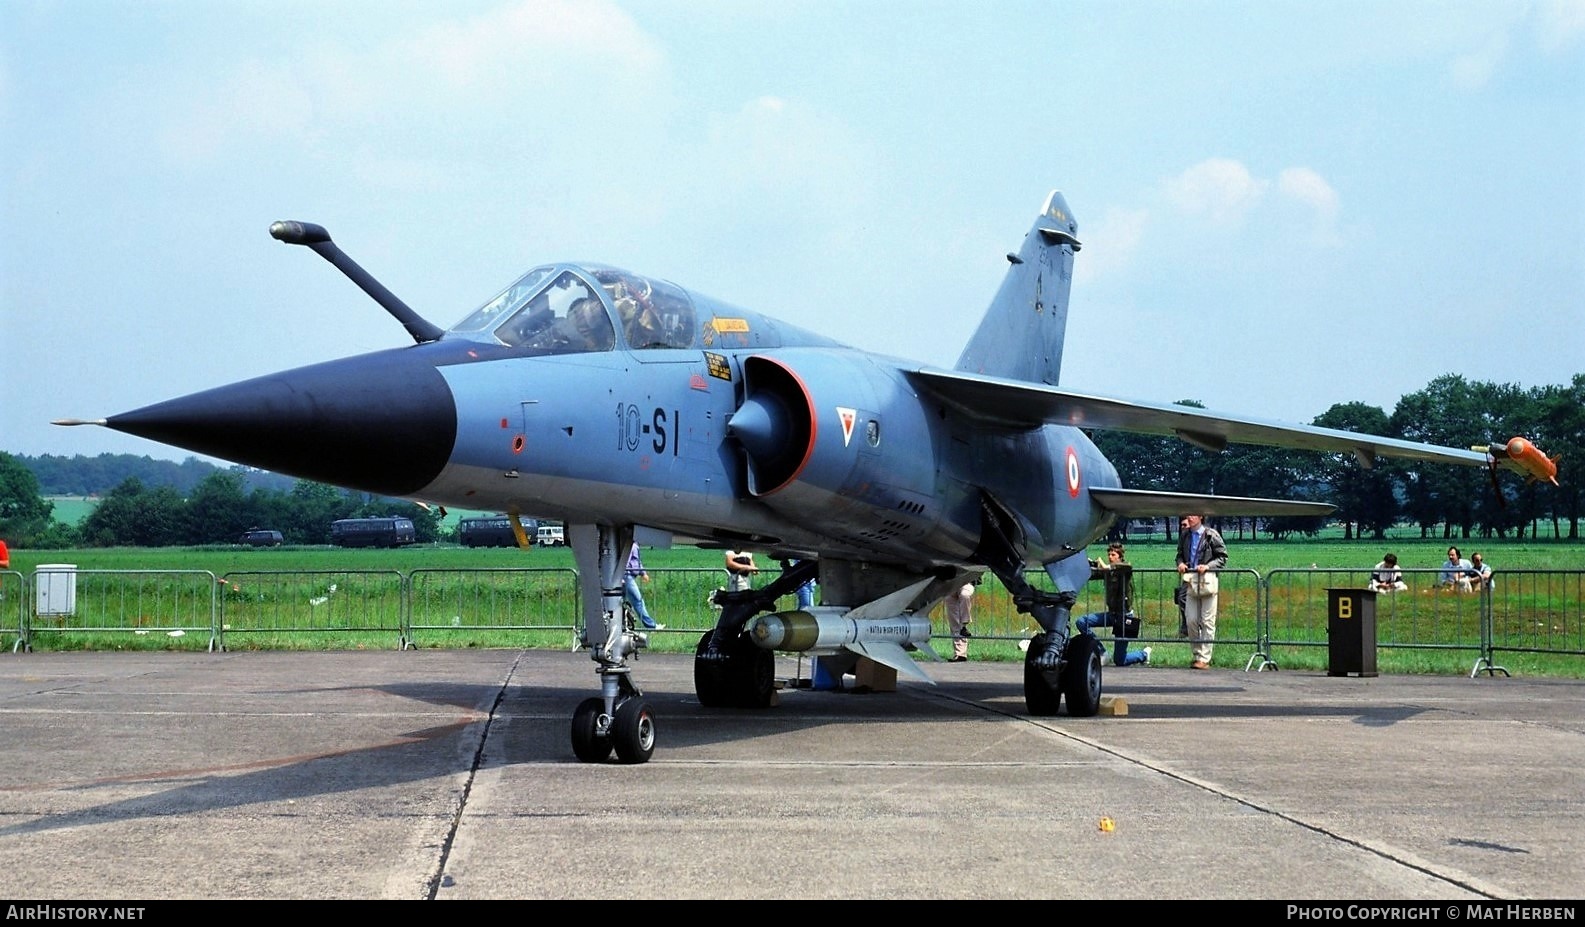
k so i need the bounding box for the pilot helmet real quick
[569,299,613,349]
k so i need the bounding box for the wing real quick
[1089,487,1332,518]
[907,367,1502,472]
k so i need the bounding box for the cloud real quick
[693,94,881,230]
[1444,1,1583,88]
[1163,158,1269,227]
[1536,0,1585,54]
[1449,29,1509,89]
[156,0,668,168]
[1075,206,1149,284]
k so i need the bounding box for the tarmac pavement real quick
[0,647,1581,901]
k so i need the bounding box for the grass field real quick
[4,537,1582,678]
[10,532,1584,575]
[43,496,98,525]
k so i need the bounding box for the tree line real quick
[1096,374,1583,541]
[0,459,440,548]
[3,371,1580,548]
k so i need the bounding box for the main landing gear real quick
[1022,629,1103,717]
[975,492,1102,718]
[694,558,817,709]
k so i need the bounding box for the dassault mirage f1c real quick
[59,190,1551,764]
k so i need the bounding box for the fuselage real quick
[106,261,1120,573]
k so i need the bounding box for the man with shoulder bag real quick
[1175,514,1228,670]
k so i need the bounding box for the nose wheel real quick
[571,695,656,764]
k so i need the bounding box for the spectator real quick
[1173,516,1190,637]
[624,543,662,630]
[784,558,817,610]
[1075,542,1150,666]
[1176,514,1228,670]
[724,549,758,592]
[944,581,976,662]
[1439,546,1474,592]
[1469,552,1494,591]
[1369,553,1407,592]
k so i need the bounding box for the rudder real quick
[953,191,1080,386]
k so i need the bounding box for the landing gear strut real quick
[566,523,659,764]
[974,492,1100,717]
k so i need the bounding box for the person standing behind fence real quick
[1369,552,1407,592]
[1173,516,1190,637]
[787,558,817,609]
[1176,514,1227,670]
[724,549,758,592]
[1075,542,1150,666]
[624,543,662,630]
[945,580,975,662]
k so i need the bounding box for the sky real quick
[4,0,1583,465]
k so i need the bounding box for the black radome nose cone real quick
[107,346,458,497]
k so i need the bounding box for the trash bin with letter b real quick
[1327,588,1377,677]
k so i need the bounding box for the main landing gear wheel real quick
[570,697,612,762]
[1060,632,1104,717]
[694,631,776,708]
[1022,633,1063,716]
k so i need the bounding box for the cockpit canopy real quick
[448,265,699,355]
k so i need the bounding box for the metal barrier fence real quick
[19,568,220,651]
[6,565,1583,677]
[2,570,22,653]
[407,567,580,647]
[636,568,736,636]
[1484,570,1585,669]
[927,567,1266,664]
[219,569,406,650]
[1264,567,1491,671]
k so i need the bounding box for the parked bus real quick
[458,516,532,548]
[330,517,417,548]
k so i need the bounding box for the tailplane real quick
[953,191,1080,386]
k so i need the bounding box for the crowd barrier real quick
[5,564,1581,676]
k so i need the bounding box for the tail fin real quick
[953,191,1080,386]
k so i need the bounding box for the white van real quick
[535,524,565,547]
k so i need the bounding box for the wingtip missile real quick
[1476,436,1560,486]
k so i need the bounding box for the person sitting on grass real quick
[1370,553,1407,592]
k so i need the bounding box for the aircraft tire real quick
[570,697,613,763]
[726,644,776,709]
[1061,632,1104,717]
[1022,633,1063,716]
[693,630,775,709]
[694,632,729,707]
[611,697,656,764]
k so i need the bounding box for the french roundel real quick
[1066,446,1081,498]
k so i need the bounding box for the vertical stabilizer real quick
[953,191,1080,386]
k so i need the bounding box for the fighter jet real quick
[58,191,1548,764]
